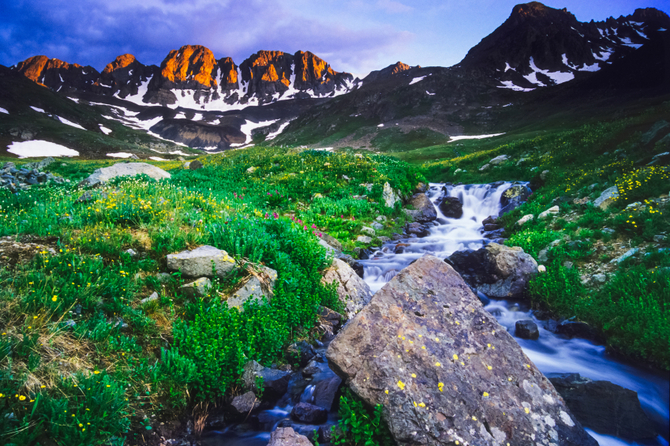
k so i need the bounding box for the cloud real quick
[0,0,412,75]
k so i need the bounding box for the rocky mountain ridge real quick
[459,2,670,91]
[14,46,356,110]
[3,2,669,155]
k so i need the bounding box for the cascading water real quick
[360,182,670,446]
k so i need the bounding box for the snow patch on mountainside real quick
[99,125,112,135]
[231,119,280,146]
[117,76,152,106]
[497,80,535,92]
[266,121,292,140]
[30,106,45,113]
[448,133,505,142]
[57,116,86,130]
[409,76,426,85]
[0,107,8,114]
[8,140,79,158]
[524,57,574,86]
[107,152,135,158]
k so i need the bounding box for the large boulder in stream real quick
[438,196,463,219]
[404,193,437,223]
[548,373,658,440]
[327,255,596,446]
[499,184,532,216]
[321,258,373,319]
[267,427,313,446]
[446,243,538,299]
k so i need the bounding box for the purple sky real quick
[2,0,668,77]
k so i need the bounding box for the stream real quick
[204,182,669,446]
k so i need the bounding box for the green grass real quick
[0,147,422,444]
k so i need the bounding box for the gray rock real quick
[313,375,342,411]
[549,373,657,440]
[321,259,373,319]
[479,163,491,171]
[231,391,260,415]
[361,226,375,236]
[180,277,211,298]
[499,184,533,216]
[183,162,191,169]
[538,248,549,263]
[189,159,203,170]
[167,245,236,278]
[227,266,277,310]
[405,222,430,238]
[540,170,550,181]
[81,162,171,187]
[594,186,619,210]
[653,234,665,243]
[405,193,437,223]
[327,255,597,446]
[516,214,534,226]
[287,341,316,367]
[140,292,160,305]
[125,248,138,257]
[592,273,607,284]
[438,196,463,219]
[539,205,560,219]
[318,239,339,254]
[602,228,616,235]
[447,243,538,299]
[490,154,510,165]
[290,402,328,424]
[610,248,639,264]
[515,320,540,340]
[372,222,384,230]
[356,235,372,244]
[382,182,400,208]
[267,427,313,446]
[242,361,291,397]
[321,233,342,251]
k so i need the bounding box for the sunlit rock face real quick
[15,55,99,92]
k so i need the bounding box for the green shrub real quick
[332,389,393,446]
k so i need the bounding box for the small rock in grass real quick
[539,205,560,219]
[140,292,159,304]
[357,235,372,244]
[610,248,639,264]
[180,277,211,298]
[516,214,534,226]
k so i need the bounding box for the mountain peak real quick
[160,45,218,88]
[102,54,137,74]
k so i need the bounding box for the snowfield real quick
[8,140,79,158]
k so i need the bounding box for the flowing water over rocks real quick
[359,183,669,446]
[205,182,669,446]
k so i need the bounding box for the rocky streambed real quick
[203,182,669,446]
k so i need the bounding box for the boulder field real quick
[327,255,597,446]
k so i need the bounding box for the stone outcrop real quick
[383,182,401,208]
[81,162,171,187]
[267,427,313,446]
[179,277,211,298]
[290,402,328,424]
[242,360,291,397]
[230,391,260,415]
[438,196,463,219]
[99,54,158,99]
[446,243,538,298]
[327,255,597,446]
[321,258,373,319]
[167,245,236,278]
[549,373,658,440]
[226,265,277,310]
[404,193,437,223]
[499,184,533,216]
